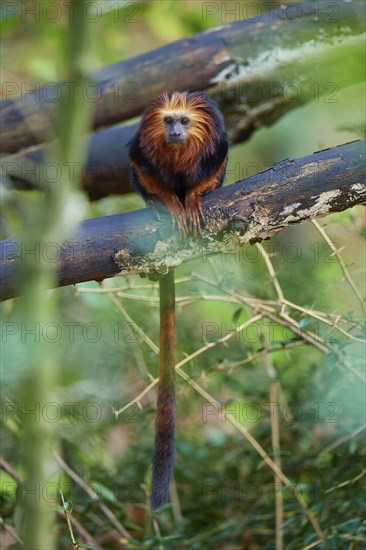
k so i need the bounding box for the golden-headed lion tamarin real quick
[129,91,228,510]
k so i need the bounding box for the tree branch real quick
[2,122,137,200]
[1,2,364,207]
[1,140,364,302]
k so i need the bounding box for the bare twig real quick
[319,423,366,456]
[176,366,325,542]
[264,344,284,550]
[0,457,100,548]
[312,220,365,312]
[53,451,131,541]
[257,243,286,315]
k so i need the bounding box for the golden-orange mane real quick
[139,91,221,174]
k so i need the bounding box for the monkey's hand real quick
[131,165,189,236]
[147,192,188,237]
[185,191,205,237]
[166,199,189,238]
[150,191,188,237]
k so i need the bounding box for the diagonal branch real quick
[0,140,365,302]
[1,0,365,200]
[1,1,364,156]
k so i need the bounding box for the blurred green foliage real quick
[1,1,365,548]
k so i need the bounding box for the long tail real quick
[151,270,176,510]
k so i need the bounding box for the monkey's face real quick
[163,114,190,145]
[141,92,217,159]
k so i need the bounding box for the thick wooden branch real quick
[1,0,364,160]
[1,140,364,302]
[2,122,137,200]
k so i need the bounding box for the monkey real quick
[129,90,228,236]
[129,91,228,510]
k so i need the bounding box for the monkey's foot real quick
[162,199,189,238]
[172,211,189,238]
[147,195,189,238]
[185,201,205,237]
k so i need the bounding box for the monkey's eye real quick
[181,117,189,125]
[164,117,173,125]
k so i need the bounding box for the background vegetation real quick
[1,1,365,548]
